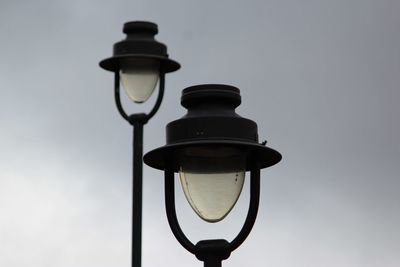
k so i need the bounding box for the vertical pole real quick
[132,122,144,267]
[114,69,166,267]
[203,258,222,267]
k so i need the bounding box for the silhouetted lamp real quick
[99,21,180,267]
[100,21,179,107]
[144,84,281,267]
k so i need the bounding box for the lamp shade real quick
[99,21,180,103]
[144,84,282,222]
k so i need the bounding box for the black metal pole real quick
[101,21,180,267]
[114,72,166,267]
[203,257,222,267]
[132,121,144,267]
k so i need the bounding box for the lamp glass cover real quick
[120,60,159,103]
[178,146,246,223]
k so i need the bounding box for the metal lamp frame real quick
[164,166,260,267]
[99,21,180,267]
[113,71,165,267]
[144,84,281,267]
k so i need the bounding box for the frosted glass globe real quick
[178,146,246,222]
[179,170,245,222]
[120,61,159,103]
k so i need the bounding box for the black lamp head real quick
[99,21,180,73]
[143,84,281,172]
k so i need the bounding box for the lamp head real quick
[99,21,180,103]
[144,84,281,222]
[144,84,281,171]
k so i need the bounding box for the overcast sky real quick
[0,0,399,267]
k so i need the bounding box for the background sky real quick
[0,0,399,267]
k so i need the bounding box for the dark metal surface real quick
[164,167,261,267]
[195,239,231,267]
[99,21,180,73]
[100,21,180,267]
[165,169,196,254]
[228,167,260,251]
[175,85,254,144]
[144,140,281,172]
[143,84,282,171]
[115,75,166,267]
[132,122,143,267]
[181,84,241,108]
[114,72,130,122]
[145,84,281,267]
[112,54,169,267]
[145,73,165,120]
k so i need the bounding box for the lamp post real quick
[144,84,282,267]
[99,21,180,267]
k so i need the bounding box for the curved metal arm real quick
[114,72,130,122]
[146,73,165,120]
[228,167,260,252]
[114,72,166,125]
[114,71,166,267]
[165,169,196,254]
[164,166,261,257]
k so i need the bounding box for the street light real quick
[144,84,281,267]
[99,21,180,267]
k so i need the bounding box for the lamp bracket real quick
[114,72,165,126]
[164,167,261,266]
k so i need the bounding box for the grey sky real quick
[0,0,399,267]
